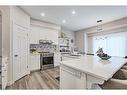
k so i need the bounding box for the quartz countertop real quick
[60,55,127,80]
[61,54,81,61]
[30,52,41,55]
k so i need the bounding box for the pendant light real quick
[96,20,103,40]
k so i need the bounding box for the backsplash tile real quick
[30,43,58,53]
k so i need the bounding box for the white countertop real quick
[62,55,81,61]
[30,52,40,55]
[60,55,127,80]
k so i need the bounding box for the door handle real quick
[14,55,18,57]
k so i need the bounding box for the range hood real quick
[39,40,53,44]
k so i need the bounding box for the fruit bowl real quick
[99,56,111,60]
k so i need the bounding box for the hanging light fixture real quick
[97,20,103,32]
[96,19,103,40]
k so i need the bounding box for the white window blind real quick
[93,32,127,57]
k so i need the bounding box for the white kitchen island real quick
[60,55,127,89]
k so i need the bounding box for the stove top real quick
[41,53,54,57]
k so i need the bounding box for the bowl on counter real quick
[98,55,111,60]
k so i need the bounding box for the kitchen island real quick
[60,55,127,89]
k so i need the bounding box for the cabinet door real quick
[30,25,59,44]
[36,55,40,70]
[30,25,39,44]
[54,53,60,67]
[30,55,35,71]
[39,28,59,44]
[48,29,58,44]
[30,55,40,71]
[60,67,86,89]
[39,28,47,40]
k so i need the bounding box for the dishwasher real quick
[60,64,87,89]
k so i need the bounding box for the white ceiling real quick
[20,6,127,31]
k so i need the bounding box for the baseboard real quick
[7,80,14,86]
[7,71,30,87]
[30,69,40,73]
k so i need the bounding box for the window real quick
[93,32,127,57]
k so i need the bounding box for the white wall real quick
[87,36,93,54]
[61,28,75,48]
[75,31,84,52]
[0,15,2,57]
[10,7,30,28]
[0,7,11,89]
[75,17,127,53]
[0,6,10,59]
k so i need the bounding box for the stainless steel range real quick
[40,53,54,70]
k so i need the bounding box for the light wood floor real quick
[6,67,60,90]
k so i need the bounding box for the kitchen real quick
[1,6,127,90]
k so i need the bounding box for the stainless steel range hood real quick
[39,40,53,44]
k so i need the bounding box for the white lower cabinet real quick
[54,53,61,67]
[30,54,40,71]
[60,65,86,89]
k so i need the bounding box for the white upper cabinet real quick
[47,29,59,44]
[39,27,59,44]
[39,28,47,40]
[30,25,40,44]
[30,19,60,45]
[30,25,59,45]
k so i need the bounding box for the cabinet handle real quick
[14,55,18,57]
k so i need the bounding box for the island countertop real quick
[60,55,127,81]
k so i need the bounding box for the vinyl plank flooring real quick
[6,67,59,90]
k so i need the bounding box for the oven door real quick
[43,56,54,65]
[40,55,54,70]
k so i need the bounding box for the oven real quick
[40,53,54,70]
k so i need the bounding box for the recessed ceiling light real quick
[41,12,45,17]
[62,19,66,23]
[72,10,76,15]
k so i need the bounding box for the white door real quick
[13,24,29,81]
